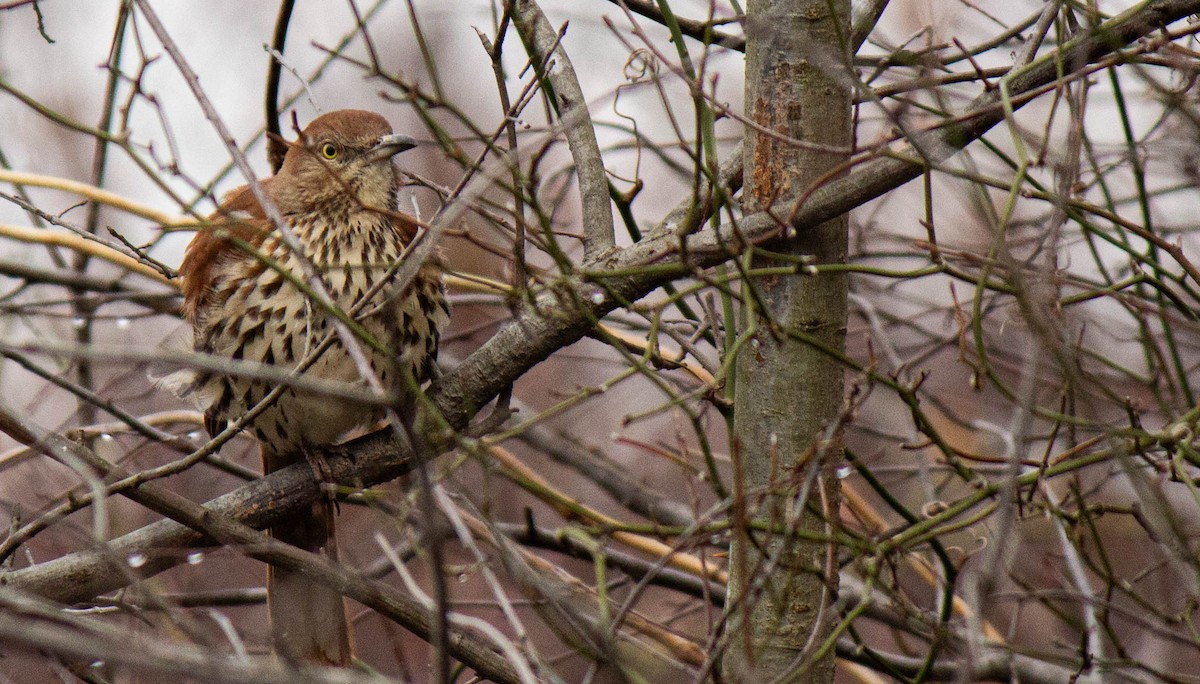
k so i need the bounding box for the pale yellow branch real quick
[456,506,710,667]
[0,223,173,285]
[841,661,891,684]
[0,169,190,227]
[445,271,509,295]
[842,482,1005,644]
[598,324,715,386]
[488,443,728,584]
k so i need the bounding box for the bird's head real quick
[273,109,416,215]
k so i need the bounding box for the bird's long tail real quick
[263,447,352,665]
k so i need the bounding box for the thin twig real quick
[511,0,616,262]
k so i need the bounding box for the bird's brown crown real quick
[179,109,417,322]
[280,109,394,175]
[274,109,402,214]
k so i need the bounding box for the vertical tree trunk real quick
[724,0,851,681]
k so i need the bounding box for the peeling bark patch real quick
[752,95,780,208]
[750,61,815,211]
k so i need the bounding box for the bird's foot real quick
[302,448,340,513]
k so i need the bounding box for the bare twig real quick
[8,0,1192,608]
[511,0,616,261]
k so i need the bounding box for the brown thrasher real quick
[176,109,448,665]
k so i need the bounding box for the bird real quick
[174,109,449,665]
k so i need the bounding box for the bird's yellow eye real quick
[320,143,338,159]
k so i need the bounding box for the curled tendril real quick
[623,48,656,83]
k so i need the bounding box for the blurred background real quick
[1,1,1198,681]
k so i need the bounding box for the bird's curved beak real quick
[367,134,418,164]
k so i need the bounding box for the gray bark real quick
[723,0,851,681]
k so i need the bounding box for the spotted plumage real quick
[174,110,448,665]
[184,195,446,450]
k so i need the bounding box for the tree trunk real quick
[724,0,851,681]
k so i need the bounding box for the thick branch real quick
[0,588,394,684]
[435,0,1200,428]
[4,0,1195,622]
[0,417,521,683]
[0,422,413,603]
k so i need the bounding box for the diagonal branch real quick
[0,408,522,683]
[435,0,1200,428]
[5,0,1196,622]
[0,410,414,603]
[0,588,398,684]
